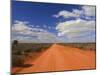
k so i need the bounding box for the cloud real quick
[12,20,57,43]
[53,6,95,19]
[12,20,33,35]
[82,6,95,16]
[53,10,80,18]
[53,5,96,42]
[56,19,95,42]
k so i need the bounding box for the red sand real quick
[15,44,96,73]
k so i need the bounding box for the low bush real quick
[12,55,25,67]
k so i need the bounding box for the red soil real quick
[14,44,96,73]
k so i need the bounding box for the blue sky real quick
[12,0,96,43]
[12,1,80,34]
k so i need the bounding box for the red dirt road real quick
[18,44,96,73]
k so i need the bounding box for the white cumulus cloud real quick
[53,5,95,19]
[12,20,57,43]
[56,19,95,41]
[53,10,80,18]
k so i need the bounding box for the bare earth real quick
[16,44,96,73]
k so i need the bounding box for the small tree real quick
[12,40,19,53]
[13,40,18,46]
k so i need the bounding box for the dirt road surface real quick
[17,44,96,73]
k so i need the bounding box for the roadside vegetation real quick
[59,43,96,50]
[12,40,52,67]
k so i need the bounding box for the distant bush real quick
[33,46,42,52]
[25,49,32,53]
